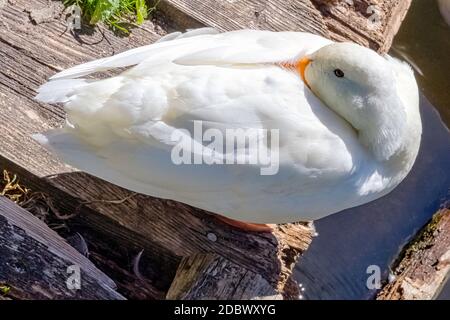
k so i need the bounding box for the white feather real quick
[35,79,91,103]
[34,29,422,223]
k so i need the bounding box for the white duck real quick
[35,29,422,232]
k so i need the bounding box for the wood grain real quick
[159,0,412,52]
[158,0,328,36]
[167,254,283,300]
[0,196,124,300]
[377,209,450,300]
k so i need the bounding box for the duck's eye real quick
[334,69,345,78]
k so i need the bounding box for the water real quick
[293,0,450,300]
[393,0,450,127]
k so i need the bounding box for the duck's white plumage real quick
[35,29,422,223]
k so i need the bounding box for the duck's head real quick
[298,42,421,162]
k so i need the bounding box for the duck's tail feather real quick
[35,79,91,104]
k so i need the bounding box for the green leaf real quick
[62,0,155,32]
[135,0,148,25]
[90,0,120,24]
[0,285,11,295]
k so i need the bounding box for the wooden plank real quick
[158,0,412,52]
[1,162,171,300]
[377,209,450,300]
[158,0,328,36]
[0,0,313,298]
[167,222,314,299]
[0,196,124,300]
[166,254,283,300]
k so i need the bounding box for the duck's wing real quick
[35,63,357,216]
[36,29,331,105]
[34,30,357,221]
[44,29,331,81]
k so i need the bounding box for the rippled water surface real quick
[294,0,450,300]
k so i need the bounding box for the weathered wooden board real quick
[0,0,412,299]
[166,223,314,300]
[159,0,412,52]
[167,254,283,300]
[0,0,176,298]
[377,209,450,300]
[1,159,171,299]
[0,196,124,300]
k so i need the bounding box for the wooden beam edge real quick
[0,196,125,300]
[377,208,450,300]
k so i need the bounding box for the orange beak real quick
[297,57,312,88]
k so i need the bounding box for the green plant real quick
[63,0,156,33]
[0,285,11,296]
